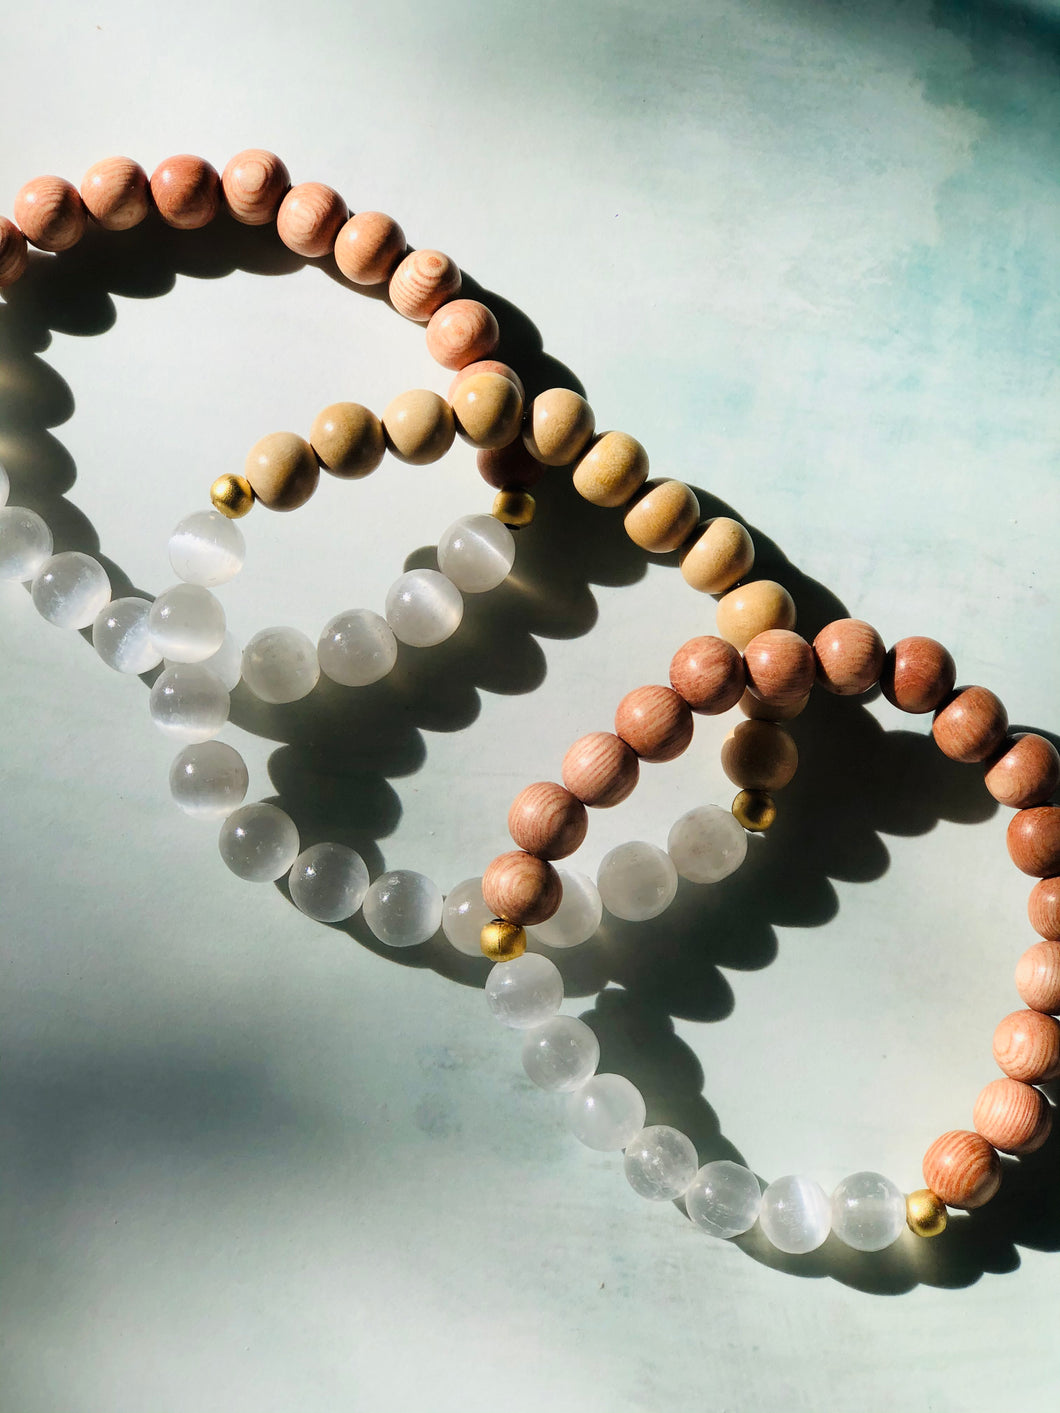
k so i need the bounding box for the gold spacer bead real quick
[211,472,255,519]
[906,1188,948,1238]
[492,488,535,528]
[480,917,527,962]
[732,789,777,832]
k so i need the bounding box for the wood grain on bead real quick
[973,1077,1052,1154]
[880,636,955,713]
[1029,876,1060,939]
[309,403,385,479]
[922,1130,1001,1210]
[680,517,755,594]
[623,480,699,554]
[508,782,588,860]
[334,210,406,284]
[715,580,797,652]
[477,439,545,491]
[243,432,319,511]
[451,373,523,450]
[220,149,290,225]
[738,687,810,721]
[389,248,462,320]
[992,1008,1060,1082]
[450,360,525,403]
[13,176,86,251]
[381,389,456,465]
[812,618,885,696]
[614,685,694,763]
[149,155,220,230]
[562,732,639,807]
[81,157,149,231]
[721,720,798,791]
[572,431,649,507]
[984,733,1060,809]
[276,182,347,258]
[0,216,28,286]
[425,299,500,371]
[1015,940,1060,1012]
[743,629,815,709]
[481,851,562,926]
[523,388,596,467]
[1007,806,1060,877]
[492,489,535,527]
[932,686,1008,764]
[669,635,745,715]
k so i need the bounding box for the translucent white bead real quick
[484,953,563,1029]
[566,1074,647,1151]
[242,626,320,704]
[169,740,249,819]
[0,506,53,582]
[597,841,678,922]
[667,804,748,884]
[521,1015,600,1092]
[385,568,463,647]
[31,551,111,629]
[196,630,243,691]
[830,1171,907,1252]
[288,842,370,922]
[168,510,246,586]
[92,596,162,674]
[218,802,300,882]
[442,876,493,957]
[686,1161,762,1239]
[148,583,226,663]
[318,608,399,687]
[624,1125,698,1201]
[0,461,8,506]
[529,870,602,949]
[363,869,442,947]
[759,1175,832,1254]
[436,514,516,593]
[149,664,230,742]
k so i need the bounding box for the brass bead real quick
[906,1188,948,1238]
[210,472,255,518]
[731,789,777,832]
[493,488,535,527]
[480,918,527,962]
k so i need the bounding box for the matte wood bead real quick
[1007,806,1060,877]
[905,1189,948,1238]
[220,149,290,225]
[738,687,809,721]
[679,517,754,594]
[244,432,319,511]
[922,1130,1002,1210]
[721,720,798,791]
[973,1077,1052,1154]
[992,1008,1060,1082]
[985,733,1060,809]
[309,402,385,479]
[623,480,700,554]
[1029,876,1060,940]
[731,789,777,831]
[477,439,544,490]
[933,686,1008,763]
[451,372,523,450]
[1015,940,1060,1012]
[482,851,562,926]
[150,155,220,230]
[334,210,407,284]
[80,156,149,231]
[13,176,86,251]
[492,489,535,527]
[523,388,596,467]
[572,431,649,508]
[451,360,526,402]
[668,635,745,715]
[562,732,639,807]
[813,618,885,696]
[880,636,955,713]
[0,216,28,286]
[743,629,815,709]
[276,182,347,258]
[508,782,588,860]
[389,248,462,320]
[382,389,456,465]
[210,473,255,519]
[614,685,694,762]
[715,580,797,652]
[480,918,527,962]
[425,299,500,371]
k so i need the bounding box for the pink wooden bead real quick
[932,686,1008,764]
[1029,876,1060,940]
[450,360,525,403]
[150,155,221,230]
[668,636,745,715]
[984,733,1060,809]
[614,685,693,763]
[276,182,347,258]
[13,175,86,251]
[973,1078,1052,1154]
[743,629,815,709]
[880,637,955,713]
[922,1130,1001,1210]
[508,781,588,860]
[221,149,290,225]
[0,215,28,286]
[80,156,150,231]
[334,210,407,284]
[562,732,639,808]
[476,439,545,491]
[812,618,885,696]
[1007,806,1060,877]
[1015,940,1060,1012]
[389,248,462,321]
[425,299,500,371]
[482,850,562,925]
[992,1008,1060,1082]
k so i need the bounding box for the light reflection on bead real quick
[219,802,300,882]
[149,584,226,663]
[169,740,249,819]
[363,870,442,948]
[385,569,463,647]
[442,877,494,957]
[732,789,777,832]
[149,664,230,742]
[437,514,515,593]
[288,842,370,922]
[168,510,246,586]
[0,507,53,582]
[686,1161,762,1239]
[93,597,162,674]
[759,1175,831,1254]
[32,552,110,629]
[318,608,399,687]
[906,1188,948,1238]
[830,1171,906,1252]
[210,473,255,519]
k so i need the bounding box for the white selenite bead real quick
[0,507,52,582]
[385,568,463,647]
[148,583,226,663]
[830,1171,907,1252]
[169,741,249,819]
[242,626,320,704]
[363,870,442,947]
[667,804,748,884]
[597,841,678,922]
[442,876,493,957]
[484,953,563,1029]
[436,514,515,593]
[168,510,246,586]
[197,630,243,691]
[566,1074,646,1151]
[522,1016,600,1092]
[289,842,370,922]
[686,1161,763,1239]
[529,869,602,949]
[149,664,230,742]
[0,461,8,506]
[92,596,162,674]
[318,608,398,687]
[759,1175,832,1254]
[624,1126,699,1201]
[218,803,300,882]
[31,552,110,629]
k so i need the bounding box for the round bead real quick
[480,918,527,962]
[309,402,385,479]
[244,432,319,511]
[521,1016,600,1092]
[13,176,86,251]
[484,953,563,1029]
[197,631,243,691]
[668,804,748,884]
[973,1077,1052,1154]
[922,1130,1001,1210]
[450,360,525,402]
[906,1189,948,1238]
[933,686,1008,763]
[80,157,149,230]
[614,685,694,763]
[148,584,226,663]
[210,473,254,519]
[425,299,499,370]
[738,687,810,722]
[686,1161,762,1239]
[565,1074,646,1151]
[880,637,956,713]
[985,734,1060,809]
[508,782,587,860]
[597,841,678,922]
[218,803,299,883]
[168,510,245,587]
[242,626,320,704]
[318,608,398,686]
[381,389,455,465]
[528,870,602,949]
[758,1176,831,1254]
[716,580,797,652]
[441,877,493,957]
[437,514,516,593]
[362,870,442,947]
[451,373,523,450]
[813,619,885,696]
[523,388,596,466]
[1007,806,1060,877]
[1029,876,1060,940]
[149,665,230,742]
[0,507,53,581]
[623,480,700,554]
[492,489,536,527]
[31,552,110,629]
[572,431,649,507]
[92,596,161,674]
[743,629,815,709]
[334,210,406,284]
[0,216,28,286]
[482,851,562,926]
[721,720,798,791]
[1015,940,1060,1012]
[669,635,745,714]
[732,790,778,831]
[830,1172,906,1252]
[680,517,755,594]
[220,149,289,225]
[562,732,639,808]
[168,740,249,819]
[149,155,220,229]
[992,1008,1060,1082]
[477,439,544,491]
[276,182,347,258]
[624,1126,698,1201]
[288,842,370,922]
[389,248,461,320]
[385,569,463,647]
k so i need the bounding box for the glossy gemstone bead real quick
[149,664,230,742]
[276,181,347,258]
[80,156,150,230]
[572,431,649,507]
[362,870,442,947]
[759,1175,831,1254]
[168,510,245,587]
[484,953,563,1028]
[562,732,639,807]
[830,1172,906,1252]
[597,841,678,921]
[441,877,494,957]
[528,870,602,949]
[31,552,110,629]
[686,1161,762,1239]
[813,619,885,696]
[385,569,463,647]
[197,630,243,691]
[318,609,398,686]
[680,517,754,594]
[334,210,406,284]
[0,463,8,506]
[566,1074,646,1151]
[168,740,249,819]
[218,803,299,882]
[669,635,745,714]
[220,149,290,224]
[933,686,1008,763]
[973,1076,1052,1154]
[922,1130,1001,1209]
[92,597,162,674]
[614,685,694,762]
[881,637,956,713]
[624,1126,698,1200]
[715,580,797,652]
[1015,939,1060,1012]
[148,584,226,663]
[508,782,588,860]
[437,514,516,593]
[242,626,320,704]
[985,734,1060,809]
[905,1189,948,1239]
[1007,807,1060,878]
[521,1015,600,1091]
[667,804,748,884]
[288,842,370,922]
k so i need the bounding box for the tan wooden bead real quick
[984,733,1060,809]
[477,439,544,490]
[992,1008,1060,1082]
[922,1130,1001,1210]
[451,373,523,450]
[13,175,86,251]
[243,431,319,511]
[523,388,596,467]
[933,686,1008,764]
[381,389,456,465]
[425,299,500,371]
[309,403,385,480]
[680,517,754,594]
[715,580,797,652]
[450,360,525,402]
[572,431,649,507]
[721,719,798,791]
[276,182,347,258]
[0,216,28,286]
[623,480,700,554]
[973,1077,1052,1154]
[1015,940,1060,1012]
[562,732,639,807]
[508,782,588,860]
[482,850,562,926]
[738,688,810,722]
[220,149,290,225]
[614,685,694,763]
[812,618,885,696]
[492,490,535,527]
[1029,876,1060,940]
[669,635,745,715]
[149,155,220,230]
[880,636,955,713]
[334,210,406,284]
[389,248,462,320]
[1007,806,1060,877]
[743,629,815,709]
[81,157,149,231]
